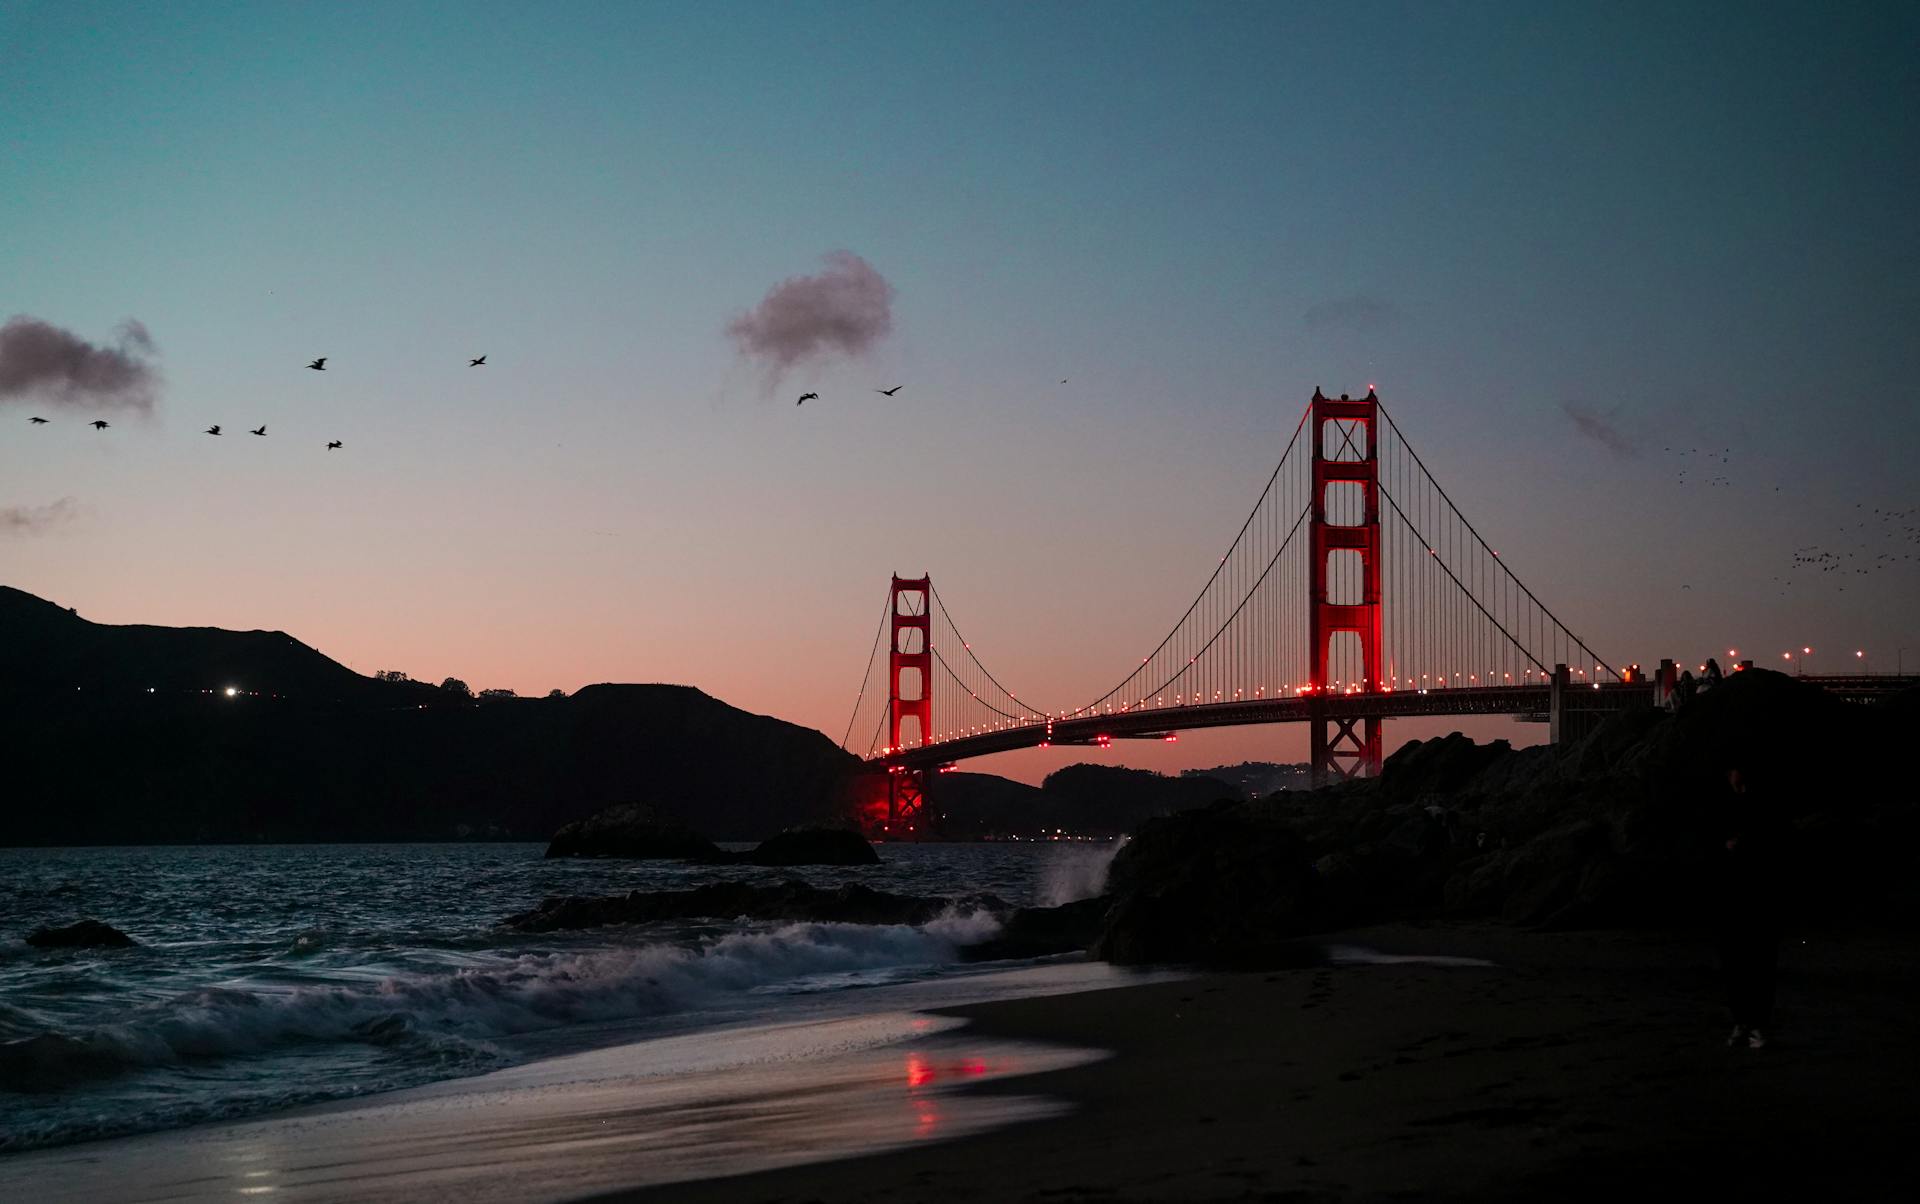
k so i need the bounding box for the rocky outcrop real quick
[1091,803,1329,965]
[744,827,879,866]
[1091,671,1920,964]
[503,879,1007,933]
[25,919,136,949]
[961,897,1112,962]
[544,804,724,860]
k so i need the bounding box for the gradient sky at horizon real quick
[4,1,1916,782]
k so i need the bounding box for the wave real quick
[1038,838,1128,907]
[0,913,1002,1106]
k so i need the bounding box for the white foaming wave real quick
[921,905,1004,945]
[2,917,1000,1082]
[1038,837,1128,907]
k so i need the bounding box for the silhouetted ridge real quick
[0,587,859,844]
[0,586,412,701]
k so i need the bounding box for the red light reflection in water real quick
[903,1052,996,1138]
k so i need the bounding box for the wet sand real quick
[5,926,1911,1202]
[600,924,1920,1202]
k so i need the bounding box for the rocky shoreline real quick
[507,670,1915,969]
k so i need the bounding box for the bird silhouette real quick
[307,357,327,371]
[250,425,267,436]
[205,425,222,436]
[326,440,342,450]
[470,356,486,367]
[876,385,903,396]
[28,416,47,424]
[90,420,110,430]
[796,392,819,405]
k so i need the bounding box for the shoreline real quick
[0,961,1162,1203]
[592,922,1920,1202]
[4,923,1914,1202]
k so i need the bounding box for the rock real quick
[544,804,723,860]
[1085,668,1920,957]
[1092,802,1330,966]
[503,879,1008,933]
[25,919,136,949]
[961,896,1111,962]
[0,1032,126,1090]
[745,826,880,866]
[1377,732,1511,802]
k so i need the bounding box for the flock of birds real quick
[23,355,499,447]
[1664,445,1738,488]
[795,384,901,405]
[26,356,924,441]
[1773,506,1920,596]
[1657,444,1914,597]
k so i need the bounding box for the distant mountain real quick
[0,587,858,844]
[0,586,417,702]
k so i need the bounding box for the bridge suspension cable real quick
[846,390,1622,763]
[839,591,892,752]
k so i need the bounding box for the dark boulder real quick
[504,879,1007,933]
[961,896,1111,962]
[1093,802,1330,966]
[745,826,880,866]
[0,1032,128,1091]
[544,804,723,860]
[26,919,136,949]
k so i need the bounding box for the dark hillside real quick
[0,588,857,844]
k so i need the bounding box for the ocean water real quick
[0,840,1127,1154]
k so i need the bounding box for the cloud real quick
[1560,401,1640,458]
[1302,294,1402,333]
[1,496,82,536]
[726,252,895,377]
[0,315,160,411]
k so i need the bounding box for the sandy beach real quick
[600,923,1919,1202]
[8,923,1912,1202]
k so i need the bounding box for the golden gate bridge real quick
[838,389,1897,832]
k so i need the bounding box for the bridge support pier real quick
[1308,388,1385,786]
[886,767,927,836]
[886,575,933,838]
[1309,710,1382,786]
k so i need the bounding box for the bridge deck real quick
[875,682,1652,770]
[869,673,1917,772]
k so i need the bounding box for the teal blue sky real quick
[4,1,1916,778]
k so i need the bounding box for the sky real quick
[3,1,1916,783]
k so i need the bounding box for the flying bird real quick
[307,357,327,371]
[28,416,47,424]
[250,425,267,436]
[796,392,819,406]
[205,425,222,436]
[90,420,109,430]
[470,356,486,367]
[876,385,903,396]
[326,440,342,450]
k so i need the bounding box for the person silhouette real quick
[1674,669,1698,710]
[1717,762,1786,1049]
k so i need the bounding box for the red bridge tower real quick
[1308,388,1384,783]
[886,574,932,832]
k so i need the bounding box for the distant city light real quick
[224,686,238,697]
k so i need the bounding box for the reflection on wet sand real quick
[0,1013,1105,1204]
